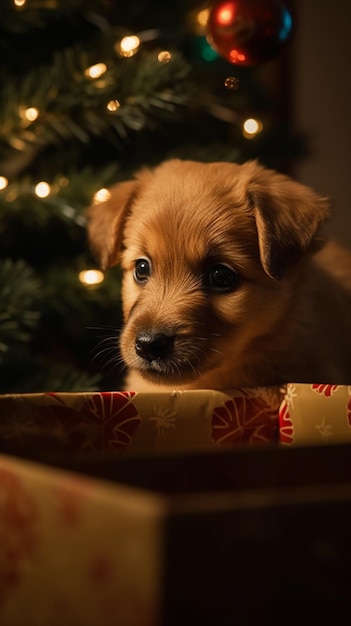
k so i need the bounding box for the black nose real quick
[135,332,174,362]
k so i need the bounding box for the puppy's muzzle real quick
[135,331,174,362]
[130,326,208,383]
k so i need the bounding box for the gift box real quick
[279,383,351,446]
[1,441,351,625]
[1,384,351,458]
[1,385,351,625]
[0,387,283,458]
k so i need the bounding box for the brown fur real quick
[88,159,351,390]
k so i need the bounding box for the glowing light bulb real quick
[85,63,107,79]
[117,35,140,57]
[14,0,26,6]
[217,4,234,26]
[25,107,39,122]
[59,176,69,187]
[157,50,172,63]
[197,9,209,26]
[79,269,104,286]
[35,181,51,198]
[229,50,246,63]
[242,118,263,138]
[0,176,9,190]
[19,106,40,122]
[224,76,240,90]
[93,188,111,204]
[106,99,121,112]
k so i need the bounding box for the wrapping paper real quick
[0,454,163,626]
[1,385,351,457]
[0,388,282,456]
[279,383,351,445]
[1,385,351,624]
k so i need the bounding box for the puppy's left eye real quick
[206,264,239,292]
[134,258,151,284]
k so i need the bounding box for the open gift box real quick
[1,384,351,458]
[0,387,283,457]
[1,384,351,625]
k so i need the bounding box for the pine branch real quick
[0,162,123,250]
[0,42,193,178]
[0,259,41,361]
[1,0,114,34]
[0,348,101,394]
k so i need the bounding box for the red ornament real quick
[206,0,293,66]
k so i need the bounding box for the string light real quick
[19,106,40,122]
[217,4,234,26]
[0,176,9,190]
[116,35,140,58]
[93,188,111,204]
[242,118,263,139]
[197,9,209,26]
[157,50,172,63]
[34,181,51,198]
[25,107,39,122]
[94,79,108,89]
[9,137,26,151]
[79,269,104,286]
[106,99,120,112]
[198,36,218,62]
[224,76,240,90]
[84,63,107,79]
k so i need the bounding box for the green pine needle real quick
[0,259,41,357]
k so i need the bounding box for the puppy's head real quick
[88,159,330,387]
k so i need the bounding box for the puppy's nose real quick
[135,332,174,361]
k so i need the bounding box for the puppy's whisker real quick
[188,347,207,364]
[94,336,118,346]
[87,325,119,331]
[91,347,116,364]
[209,347,225,357]
[104,355,124,372]
[88,326,127,385]
[102,353,127,381]
[93,351,118,367]
[91,338,118,361]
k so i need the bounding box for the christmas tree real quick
[0,0,299,393]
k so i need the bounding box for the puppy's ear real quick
[87,180,138,269]
[247,164,331,279]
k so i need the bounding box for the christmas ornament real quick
[206,0,293,66]
[224,76,240,89]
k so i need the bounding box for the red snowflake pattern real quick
[347,395,351,429]
[211,392,279,445]
[0,467,39,605]
[33,392,141,453]
[80,392,141,450]
[311,384,339,398]
[54,477,89,526]
[278,399,294,445]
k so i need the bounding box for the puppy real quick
[88,159,351,390]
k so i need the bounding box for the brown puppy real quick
[88,159,351,390]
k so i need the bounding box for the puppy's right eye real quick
[134,258,151,284]
[206,263,240,292]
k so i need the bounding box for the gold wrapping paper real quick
[279,383,351,445]
[0,388,282,455]
[2,385,351,455]
[1,386,351,624]
[0,453,163,626]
